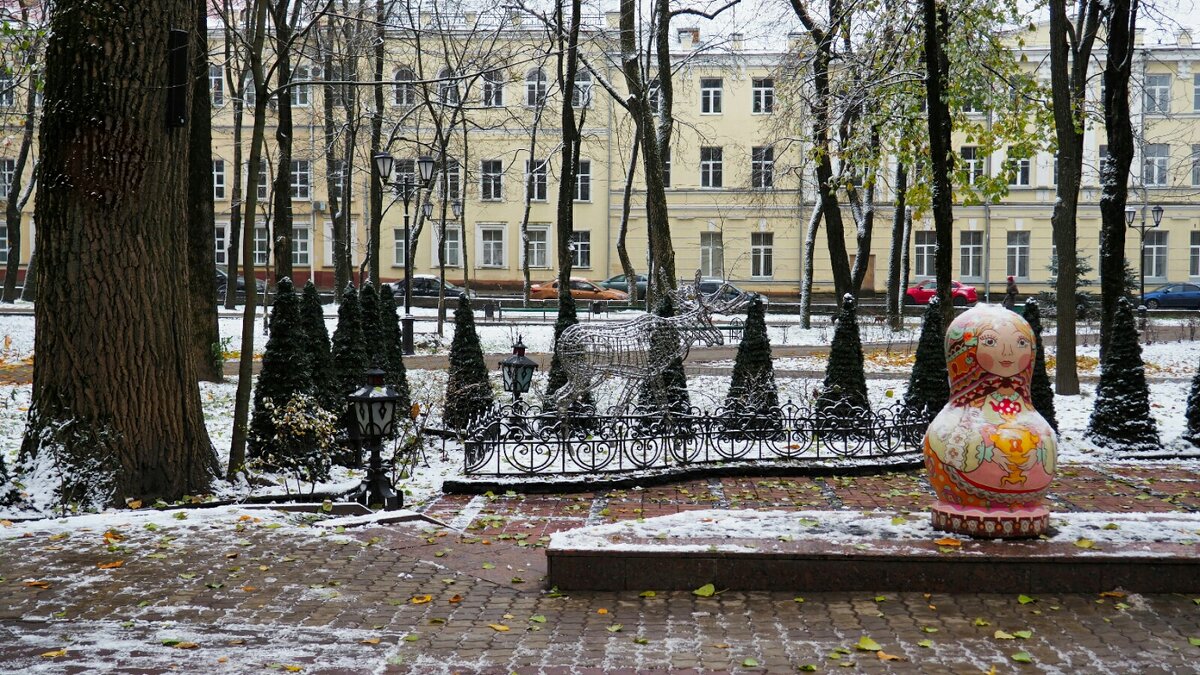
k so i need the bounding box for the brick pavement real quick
[2,465,1200,673]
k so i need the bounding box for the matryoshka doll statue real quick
[923,305,1057,538]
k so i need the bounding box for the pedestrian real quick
[1003,276,1019,310]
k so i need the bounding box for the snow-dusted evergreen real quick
[1087,298,1159,452]
[1186,366,1200,447]
[299,280,335,409]
[378,284,411,413]
[817,294,870,417]
[248,278,313,465]
[903,296,949,416]
[724,297,778,414]
[443,294,494,431]
[637,294,692,417]
[1024,298,1058,431]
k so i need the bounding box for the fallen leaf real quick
[742,657,760,667]
[24,581,50,589]
[410,595,432,604]
[922,626,938,633]
[639,590,656,598]
[361,638,380,645]
[606,624,623,633]
[994,630,1015,640]
[597,608,608,615]
[1013,630,1032,639]
[0,520,12,527]
[103,530,124,543]
[127,500,142,510]
[794,596,805,603]
[240,586,257,592]
[283,666,302,673]
[633,636,649,645]
[481,563,495,570]
[1189,637,1200,647]
[97,560,124,570]
[918,639,933,648]
[934,537,962,547]
[448,595,463,603]
[40,649,66,658]
[973,618,991,626]
[693,583,716,597]
[856,636,882,652]
[488,623,510,632]
[1099,591,1125,598]
[172,642,199,650]
[529,615,546,623]
[1017,594,1036,605]
[799,665,818,672]
[874,595,887,603]
[712,643,730,649]
[1074,538,1095,549]
[877,650,905,661]
[1012,651,1034,663]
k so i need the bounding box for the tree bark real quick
[922,0,955,328]
[23,0,218,502]
[271,0,295,282]
[1099,0,1139,357]
[886,161,908,330]
[19,251,35,302]
[555,0,583,318]
[616,135,641,303]
[367,0,385,289]
[190,0,222,381]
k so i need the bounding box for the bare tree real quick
[0,1,42,304]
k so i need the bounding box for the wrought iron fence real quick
[461,400,931,477]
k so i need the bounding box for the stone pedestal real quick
[930,503,1049,539]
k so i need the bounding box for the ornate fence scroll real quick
[461,401,931,477]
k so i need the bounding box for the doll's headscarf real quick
[944,306,1034,407]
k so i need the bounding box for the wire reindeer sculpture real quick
[550,277,750,414]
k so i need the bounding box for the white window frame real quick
[574,159,591,202]
[432,224,462,268]
[1144,74,1171,114]
[482,69,504,107]
[700,77,722,114]
[525,68,547,107]
[752,78,774,114]
[253,160,268,201]
[393,67,416,107]
[1008,156,1030,186]
[914,231,936,278]
[393,228,407,267]
[1191,144,1200,187]
[700,146,723,188]
[209,65,224,107]
[292,226,310,266]
[526,158,548,201]
[437,67,459,105]
[524,225,550,268]
[481,160,503,201]
[1144,230,1168,281]
[323,220,357,267]
[750,232,773,278]
[663,148,671,188]
[1190,231,1200,278]
[648,80,662,114]
[961,146,983,185]
[478,223,506,268]
[440,159,461,201]
[700,231,723,278]
[1007,230,1030,280]
[253,226,270,266]
[960,231,984,280]
[0,158,15,199]
[1143,144,1169,186]
[570,230,591,268]
[0,222,8,264]
[572,71,592,108]
[290,160,311,200]
[214,223,228,266]
[213,159,226,200]
[751,146,773,189]
[289,65,311,107]
[1194,73,1200,111]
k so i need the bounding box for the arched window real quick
[290,65,311,107]
[572,70,592,108]
[482,69,504,107]
[525,68,547,107]
[437,67,459,105]
[394,67,415,106]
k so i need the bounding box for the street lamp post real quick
[374,153,435,355]
[1125,204,1164,306]
[346,368,403,510]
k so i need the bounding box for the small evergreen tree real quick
[638,294,692,417]
[359,282,384,369]
[249,278,313,462]
[1023,298,1058,431]
[543,299,595,412]
[443,293,494,431]
[299,280,335,409]
[378,284,411,412]
[330,283,368,434]
[724,297,778,413]
[817,294,870,417]
[904,296,950,417]
[1086,298,1160,452]
[1186,366,1200,447]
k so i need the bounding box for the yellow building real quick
[2,14,1198,301]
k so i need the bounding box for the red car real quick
[905,280,978,306]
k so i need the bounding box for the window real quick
[526,226,549,268]
[290,160,311,200]
[700,232,723,277]
[214,224,227,266]
[213,160,226,200]
[1007,156,1030,186]
[0,158,15,199]
[751,232,773,277]
[572,71,592,108]
[325,64,354,107]
[648,80,662,114]
[0,72,13,108]
[253,160,268,200]
[330,158,347,196]
[960,231,984,280]
[1195,74,1200,111]
[437,67,459,105]
[210,65,224,107]
[1144,230,1168,280]
[525,68,547,107]
[1007,231,1030,280]
[700,146,723,188]
[575,159,591,201]
[1143,144,1169,186]
[434,225,462,267]
[0,223,7,263]
[1192,144,1200,186]
[1191,231,1200,277]
[242,72,257,106]
[526,158,547,201]
[1144,74,1171,114]
[394,67,416,106]
[292,226,310,266]
[482,69,504,107]
[961,146,983,185]
[752,78,774,114]
[480,225,506,268]
[914,231,936,277]
[440,159,461,201]
[751,146,774,189]
[662,148,671,188]
[700,77,722,114]
[254,227,269,266]
[392,158,414,187]
[393,228,406,267]
[481,160,503,201]
[570,231,591,268]
[289,65,311,106]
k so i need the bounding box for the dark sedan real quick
[599,273,648,300]
[1143,283,1200,309]
[215,267,266,301]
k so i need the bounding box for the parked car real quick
[599,273,648,300]
[215,267,266,301]
[905,279,978,306]
[697,279,767,309]
[1143,283,1200,309]
[392,274,475,299]
[529,277,629,301]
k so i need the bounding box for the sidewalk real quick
[2,464,1199,673]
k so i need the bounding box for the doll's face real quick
[975,322,1033,378]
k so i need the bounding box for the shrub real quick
[904,296,949,417]
[250,278,313,463]
[299,280,335,409]
[817,294,870,418]
[1023,298,1058,431]
[1086,298,1159,452]
[378,283,411,412]
[248,392,338,491]
[443,293,494,431]
[724,297,779,424]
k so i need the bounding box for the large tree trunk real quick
[1099,0,1138,357]
[271,0,295,282]
[23,0,218,503]
[886,161,908,330]
[799,200,822,329]
[190,0,221,381]
[922,0,955,328]
[555,0,583,316]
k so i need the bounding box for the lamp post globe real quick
[500,338,539,402]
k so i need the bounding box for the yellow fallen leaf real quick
[24,580,50,589]
[448,594,463,603]
[1,520,13,527]
[489,623,510,632]
[361,637,380,645]
[103,530,125,543]
[239,515,253,522]
[97,560,124,570]
[240,586,258,592]
[597,608,608,615]
[711,643,730,649]
[127,500,142,510]
[40,649,67,658]
[1099,591,1126,598]
[284,666,302,673]
[172,642,199,649]
[934,537,962,547]
[877,650,905,661]
[411,594,432,604]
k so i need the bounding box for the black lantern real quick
[500,338,538,400]
[346,368,402,510]
[422,199,434,219]
[417,155,436,183]
[373,152,395,181]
